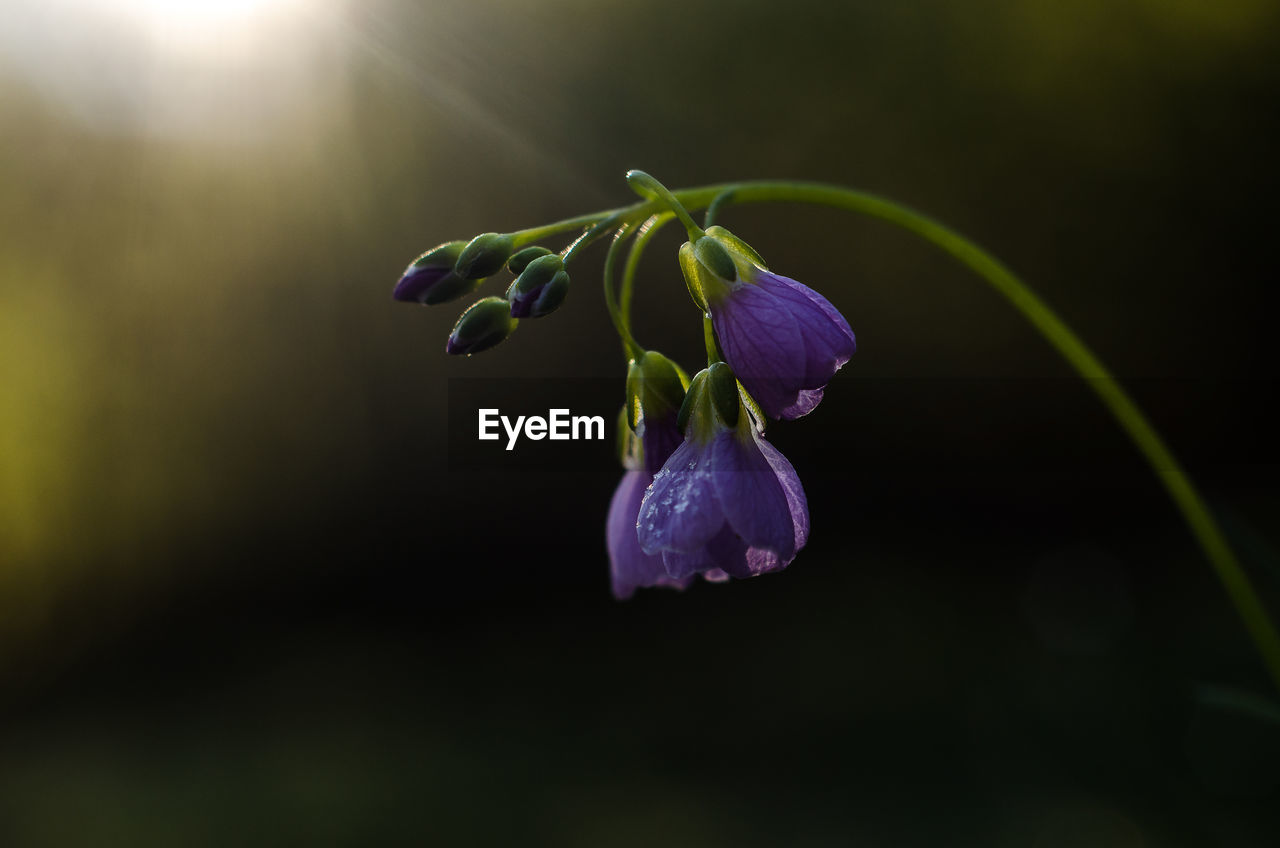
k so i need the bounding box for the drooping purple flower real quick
[680,226,856,421]
[607,351,730,599]
[635,363,809,582]
[711,270,856,420]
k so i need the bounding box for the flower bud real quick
[507,254,569,318]
[507,245,554,276]
[454,232,515,280]
[625,350,689,431]
[393,241,483,305]
[446,297,518,355]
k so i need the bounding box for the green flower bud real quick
[455,232,515,280]
[392,240,484,305]
[446,297,518,355]
[507,245,554,276]
[506,254,569,318]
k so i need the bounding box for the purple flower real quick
[608,352,730,599]
[635,363,809,582]
[711,270,856,420]
[681,227,856,420]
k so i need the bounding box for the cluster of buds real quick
[392,172,855,598]
[392,233,571,355]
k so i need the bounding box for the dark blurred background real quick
[2,0,1279,844]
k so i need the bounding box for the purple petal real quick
[697,525,787,579]
[755,272,856,384]
[662,545,723,580]
[708,430,796,559]
[777,386,824,420]
[607,471,692,599]
[756,434,809,553]
[640,414,683,477]
[710,284,806,419]
[636,440,725,555]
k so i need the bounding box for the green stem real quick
[602,224,642,360]
[704,189,737,229]
[702,316,722,366]
[626,171,706,241]
[708,182,1280,693]
[619,213,674,345]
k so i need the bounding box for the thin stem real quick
[620,213,675,342]
[707,182,1280,693]
[704,189,737,229]
[602,224,642,360]
[702,316,722,366]
[561,212,626,265]
[626,170,705,241]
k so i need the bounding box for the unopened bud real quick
[507,245,554,276]
[507,254,569,318]
[455,233,515,280]
[446,297,518,355]
[393,241,481,305]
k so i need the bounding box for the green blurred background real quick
[2,0,1279,844]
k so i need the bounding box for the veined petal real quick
[707,430,796,559]
[637,440,725,555]
[756,434,809,553]
[710,284,807,419]
[754,272,856,387]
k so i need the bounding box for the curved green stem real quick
[619,213,674,346]
[625,171,705,241]
[703,189,737,229]
[602,224,642,360]
[707,182,1280,692]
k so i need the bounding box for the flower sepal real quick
[624,350,689,433]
